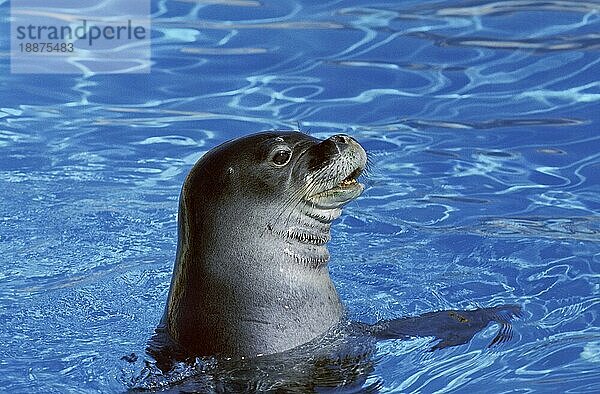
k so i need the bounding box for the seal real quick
[147,131,521,380]
[156,131,367,359]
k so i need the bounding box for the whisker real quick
[268,179,312,231]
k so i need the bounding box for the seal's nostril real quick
[329,135,350,144]
[311,134,355,166]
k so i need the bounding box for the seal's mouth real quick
[339,167,362,188]
[305,160,366,209]
[322,166,363,194]
[307,168,364,209]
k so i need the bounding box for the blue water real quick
[1,0,599,392]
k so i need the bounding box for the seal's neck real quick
[274,204,342,268]
[164,200,345,358]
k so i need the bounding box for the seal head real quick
[158,131,367,359]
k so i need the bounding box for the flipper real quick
[366,304,522,350]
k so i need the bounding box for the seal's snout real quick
[304,133,367,209]
[315,134,363,158]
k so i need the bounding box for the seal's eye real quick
[271,148,292,166]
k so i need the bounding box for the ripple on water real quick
[473,216,600,242]
[0,0,599,392]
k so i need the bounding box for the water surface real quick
[1,0,599,392]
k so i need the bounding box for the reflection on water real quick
[435,1,600,16]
